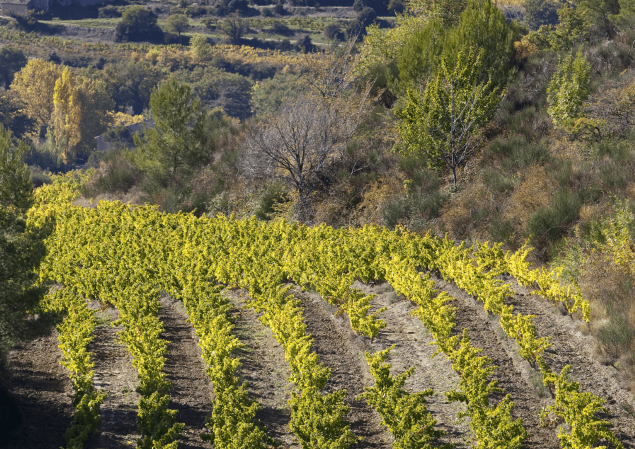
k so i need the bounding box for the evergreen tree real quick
[114,6,164,43]
[441,0,516,87]
[398,0,515,91]
[549,4,588,50]
[574,0,619,38]
[0,47,27,90]
[611,0,635,30]
[132,78,206,178]
[0,124,45,362]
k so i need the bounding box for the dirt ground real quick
[86,300,140,449]
[294,287,392,449]
[432,274,561,449]
[158,296,214,449]
[228,290,299,448]
[504,277,635,448]
[355,281,473,448]
[2,324,74,449]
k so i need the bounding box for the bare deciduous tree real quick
[243,43,373,221]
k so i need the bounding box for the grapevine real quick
[28,173,623,449]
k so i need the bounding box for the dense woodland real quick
[3,0,635,446]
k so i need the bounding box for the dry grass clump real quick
[440,184,492,240]
[579,252,635,380]
[352,172,404,227]
[312,181,358,227]
[503,165,557,232]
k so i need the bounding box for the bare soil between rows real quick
[86,300,140,449]
[502,276,635,448]
[2,324,73,449]
[431,273,561,449]
[227,289,299,448]
[355,281,473,448]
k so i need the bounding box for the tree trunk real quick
[452,166,457,191]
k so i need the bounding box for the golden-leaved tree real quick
[10,59,63,137]
[74,77,115,158]
[52,68,82,164]
[11,61,114,164]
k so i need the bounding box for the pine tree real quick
[574,0,619,38]
[0,124,44,361]
[398,0,515,91]
[611,0,635,31]
[132,78,205,177]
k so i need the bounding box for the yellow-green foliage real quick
[358,346,451,449]
[43,288,107,449]
[30,173,621,449]
[540,366,623,449]
[547,50,592,131]
[385,256,527,449]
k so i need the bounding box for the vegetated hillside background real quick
[1,0,635,393]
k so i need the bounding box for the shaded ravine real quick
[294,287,392,449]
[355,281,473,448]
[158,296,214,449]
[86,300,140,449]
[227,289,300,448]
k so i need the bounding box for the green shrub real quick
[599,161,628,189]
[30,170,52,188]
[114,6,164,43]
[599,305,633,357]
[383,168,447,230]
[256,184,288,220]
[527,188,581,251]
[486,134,522,157]
[98,5,121,18]
[323,23,344,41]
[490,216,515,245]
[88,153,142,195]
[594,139,632,162]
[482,168,516,193]
[185,5,208,17]
[549,159,572,187]
[486,135,550,171]
[383,197,409,229]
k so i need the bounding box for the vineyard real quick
[11,172,634,449]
